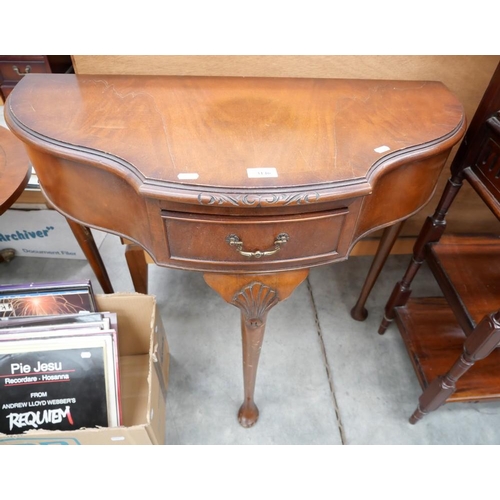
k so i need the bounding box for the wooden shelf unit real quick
[396,297,500,403]
[380,62,500,423]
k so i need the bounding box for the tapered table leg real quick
[124,242,149,294]
[66,219,114,294]
[351,221,404,321]
[204,269,309,428]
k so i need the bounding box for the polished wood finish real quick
[378,173,464,334]
[0,126,31,215]
[427,235,500,334]
[72,55,500,239]
[66,219,114,294]
[381,62,500,335]
[351,221,404,321]
[204,270,309,427]
[5,74,465,426]
[0,126,31,262]
[74,56,500,319]
[162,208,355,272]
[395,298,500,404]
[409,306,500,424]
[0,125,113,289]
[380,62,500,423]
[124,242,149,295]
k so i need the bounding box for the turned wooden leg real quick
[410,310,500,424]
[378,175,463,334]
[124,242,148,294]
[66,219,114,294]
[204,270,309,428]
[351,221,404,321]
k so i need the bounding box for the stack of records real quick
[0,281,121,435]
[0,280,97,318]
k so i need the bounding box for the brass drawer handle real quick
[226,233,290,258]
[12,65,31,76]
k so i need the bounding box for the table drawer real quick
[161,209,352,271]
[0,59,50,83]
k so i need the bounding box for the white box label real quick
[247,168,278,178]
[0,209,106,260]
[177,173,199,180]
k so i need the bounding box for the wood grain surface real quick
[72,55,500,238]
[0,126,30,214]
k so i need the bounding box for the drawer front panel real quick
[0,60,50,82]
[161,209,351,271]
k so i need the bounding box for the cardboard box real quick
[0,209,106,260]
[0,293,169,445]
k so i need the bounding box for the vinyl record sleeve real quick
[0,332,120,434]
[0,313,115,338]
[0,280,95,295]
[0,311,106,329]
[0,280,96,318]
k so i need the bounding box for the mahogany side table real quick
[5,74,466,427]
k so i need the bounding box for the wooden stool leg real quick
[66,219,114,294]
[351,221,404,321]
[124,243,148,294]
[204,270,309,428]
[378,175,463,334]
[410,310,500,424]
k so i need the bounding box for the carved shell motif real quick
[232,281,279,329]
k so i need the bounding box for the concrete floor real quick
[1,231,500,445]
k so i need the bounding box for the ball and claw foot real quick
[238,401,259,428]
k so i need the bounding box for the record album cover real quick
[0,280,96,318]
[0,343,111,434]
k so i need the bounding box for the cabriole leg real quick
[204,270,309,428]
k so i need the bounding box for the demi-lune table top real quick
[5,74,464,208]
